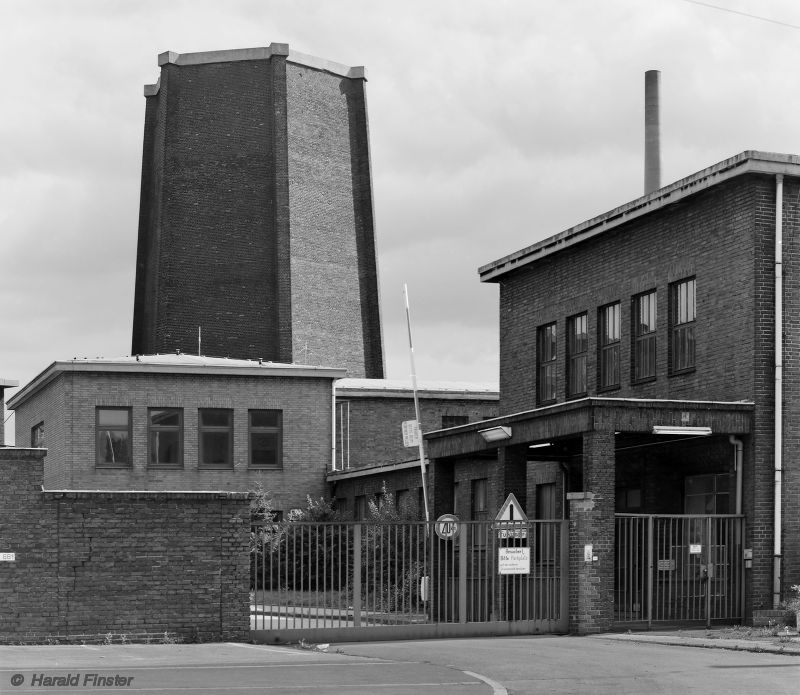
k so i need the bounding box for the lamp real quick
[652,426,712,436]
[478,425,512,443]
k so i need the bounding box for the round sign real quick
[435,514,461,540]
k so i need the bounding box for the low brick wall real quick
[0,448,250,643]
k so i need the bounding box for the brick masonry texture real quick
[132,55,384,379]
[12,370,336,513]
[0,449,250,643]
[335,394,498,470]
[490,172,800,625]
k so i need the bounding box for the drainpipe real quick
[728,436,743,515]
[774,174,784,609]
[332,382,338,472]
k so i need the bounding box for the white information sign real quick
[0,552,16,562]
[498,547,530,575]
[689,544,702,555]
[401,420,421,448]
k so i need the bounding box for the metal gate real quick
[251,519,568,642]
[615,514,745,627]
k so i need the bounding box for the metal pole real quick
[404,284,431,522]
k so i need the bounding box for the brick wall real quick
[132,52,384,378]
[12,370,335,512]
[0,448,250,643]
[498,175,760,413]
[336,393,498,470]
[285,64,382,378]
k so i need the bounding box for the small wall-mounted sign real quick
[0,552,16,562]
[657,559,676,571]
[584,544,593,562]
[689,544,702,555]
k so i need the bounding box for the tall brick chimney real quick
[644,70,661,194]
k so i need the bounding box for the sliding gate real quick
[615,514,745,627]
[251,519,568,642]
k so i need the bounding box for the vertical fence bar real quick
[647,515,653,628]
[353,524,361,628]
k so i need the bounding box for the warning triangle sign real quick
[495,493,528,523]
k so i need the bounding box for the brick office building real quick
[328,379,498,518]
[8,355,345,512]
[422,151,800,631]
[131,45,384,378]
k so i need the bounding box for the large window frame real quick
[670,277,696,374]
[148,408,183,468]
[471,478,489,545]
[249,409,283,468]
[598,302,621,391]
[566,312,588,398]
[537,322,557,404]
[31,421,45,448]
[198,408,233,468]
[632,290,657,383]
[96,407,132,468]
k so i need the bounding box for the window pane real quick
[202,431,231,464]
[200,409,231,427]
[251,432,279,467]
[98,430,129,464]
[151,430,180,465]
[251,410,280,428]
[151,409,180,427]
[98,409,129,427]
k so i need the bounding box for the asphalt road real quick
[1,636,799,695]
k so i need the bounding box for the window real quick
[354,495,367,521]
[670,278,696,373]
[199,408,233,467]
[599,303,621,390]
[452,481,460,516]
[442,414,469,429]
[96,407,131,467]
[537,323,557,403]
[472,478,489,545]
[567,313,588,397]
[148,409,183,467]
[633,290,657,381]
[249,410,282,468]
[615,487,642,512]
[685,474,728,514]
[31,422,44,448]
[396,489,410,514]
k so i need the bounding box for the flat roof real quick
[8,355,346,409]
[144,43,366,96]
[479,150,800,282]
[336,378,499,400]
[0,378,18,388]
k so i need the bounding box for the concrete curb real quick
[595,632,800,655]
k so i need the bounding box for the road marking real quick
[224,642,310,655]
[463,669,508,695]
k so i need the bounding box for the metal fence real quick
[615,514,745,627]
[251,519,568,640]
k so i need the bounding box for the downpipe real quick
[774,174,784,609]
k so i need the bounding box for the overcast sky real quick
[3,0,800,440]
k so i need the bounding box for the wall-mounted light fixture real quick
[478,425,512,443]
[652,425,712,436]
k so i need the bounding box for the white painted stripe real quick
[464,669,508,695]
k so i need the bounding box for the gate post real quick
[567,429,616,634]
